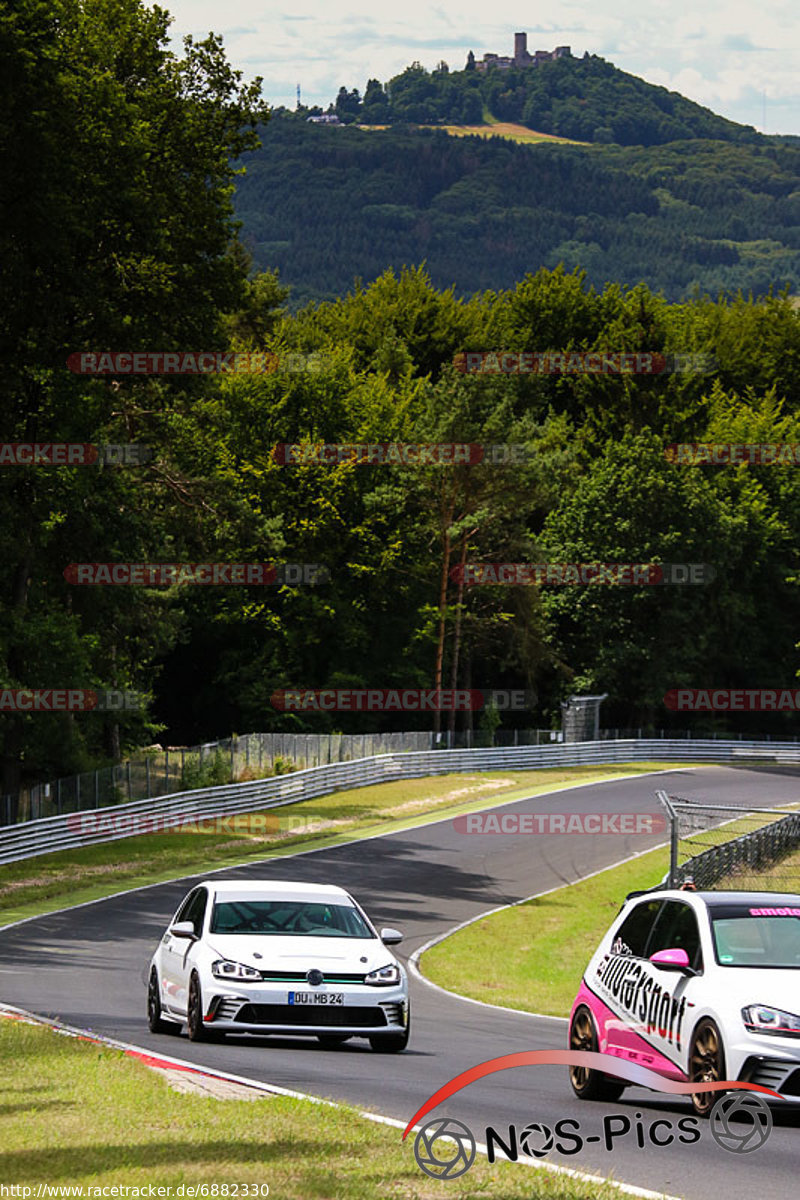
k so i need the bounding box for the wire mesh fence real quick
[657,790,800,892]
[1,728,562,825]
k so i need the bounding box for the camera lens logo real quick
[519,1122,554,1158]
[710,1092,773,1153]
[413,1117,476,1179]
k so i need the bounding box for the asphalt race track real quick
[2,765,799,1198]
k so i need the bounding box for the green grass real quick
[422,847,670,1017]
[422,799,800,1016]
[0,1017,625,1198]
[0,764,683,928]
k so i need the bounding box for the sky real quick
[163,1,800,135]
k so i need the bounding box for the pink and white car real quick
[569,888,800,1115]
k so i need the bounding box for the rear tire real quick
[569,1005,626,1101]
[147,968,181,1035]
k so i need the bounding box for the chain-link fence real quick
[1,728,562,825]
[657,790,800,891]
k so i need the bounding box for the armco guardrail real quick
[2,738,800,866]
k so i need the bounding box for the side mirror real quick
[170,921,197,940]
[649,947,694,974]
[380,927,403,946]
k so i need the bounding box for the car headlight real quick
[742,1004,800,1037]
[365,963,401,987]
[211,959,262,981]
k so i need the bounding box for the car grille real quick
[380,1002,405,1027]
[234,1004,387,1028]
[739,1056,796,1092]
[257,970,368,984]
[215,997,247,1022]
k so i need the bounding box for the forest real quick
[235,120,800,308]
[326,53,761,146]
[3,0,800,803]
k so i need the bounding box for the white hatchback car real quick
[569,888,800,1114]
[147,880,409,1051]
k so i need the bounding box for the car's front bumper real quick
[203,983,408,1036]
[727,1033,800,1102]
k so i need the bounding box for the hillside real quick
[235,120,800,308]
[325,53,762,147]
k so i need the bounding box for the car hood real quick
[719,966,800,1011]
[204,934,396,974]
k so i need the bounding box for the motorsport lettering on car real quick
[450,563,715,585]
[568,887,800,1116]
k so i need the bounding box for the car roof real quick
[200,880,353,900]
[625,888,800,909]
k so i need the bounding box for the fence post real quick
[165,749,169,795]
[127,762,132,800]
[95,771,100,809]
[145,757,151,799]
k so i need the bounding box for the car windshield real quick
[209,898,375,938]
[711,904,800,968]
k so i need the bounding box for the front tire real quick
[369,1012,410,1054]
[187,972,223,1042]
[147,968,181,1035]
[569,1005,626,1101]
[689,1019,725,1117]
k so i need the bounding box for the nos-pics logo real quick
[413,1093,772,1180]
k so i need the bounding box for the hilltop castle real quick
[475,31,570,72]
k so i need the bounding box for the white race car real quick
[569,888,800,1114]
[147,880,409,1051]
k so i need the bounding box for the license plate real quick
[288,991,344,1005]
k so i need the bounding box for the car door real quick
[598,898,664,1064]
[641,899,703,1070]
[160,888,207,1015]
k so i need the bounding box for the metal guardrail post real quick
[655,790,679,886]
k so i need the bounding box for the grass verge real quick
[421,847,670,1017]
[0,1017,624,1198]
[0,765,685,928]
[422,794,800,1017]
